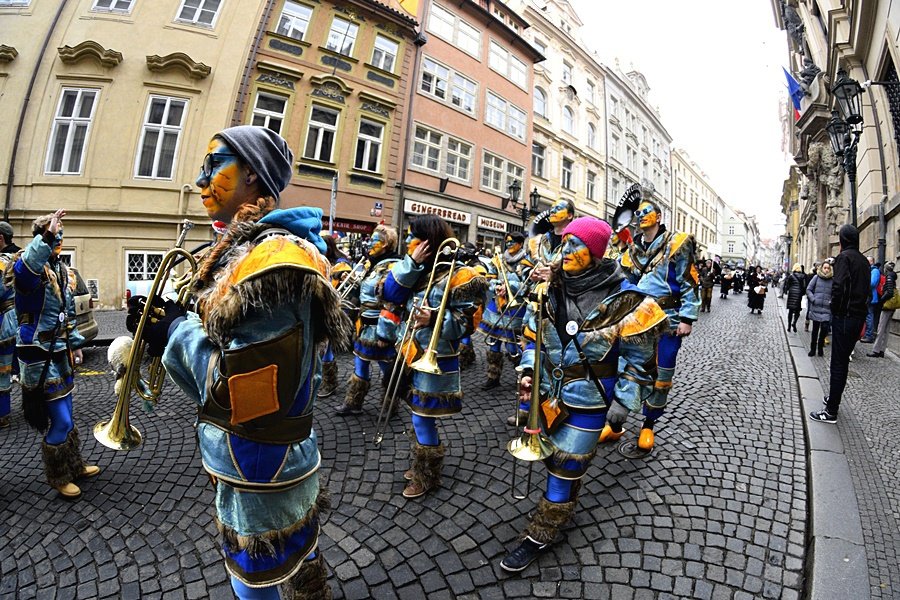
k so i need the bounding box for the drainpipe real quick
[230,1,276,126]
[395,8,430,238]
[861,64,889,265]
[4,0,71,221]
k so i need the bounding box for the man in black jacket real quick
[810,224,869,423]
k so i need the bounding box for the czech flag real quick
[783,67,803,121]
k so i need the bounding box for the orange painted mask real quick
[196,138,243,223]
[635,201,659,229]
[405,232,421,257]
[548,200,572,225]
[561,234,592,274]
[369,231,386,257]
[504,236,522,255]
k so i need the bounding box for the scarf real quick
[556,259,624,345]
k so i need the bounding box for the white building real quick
[672,148,720,261]
[721,204,751,268]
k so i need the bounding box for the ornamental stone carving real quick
[0,45,18,63]
[146,52,211,80]
[58,40,123,68]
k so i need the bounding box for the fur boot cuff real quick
[486,350,504,380]
[411,443,446,491]
[41,428,85,488]
[523,497,577,545]
[343,375,370,410]
[287,553,332,600]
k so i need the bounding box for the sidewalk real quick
[778,296,900,599]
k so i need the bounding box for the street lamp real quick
[825,107,859,227]
[502,180,538,229]
[832,69,864,125]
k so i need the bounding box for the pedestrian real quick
[500,217,668,572]
[699,259,715,312]
[6,210,98,498]
[381,214,487,499]
[804,262,819,331]
[782,264,807,332]
[805,260,833,356]
[810,224,869,423]
[861,256,882,343]
[0,221,18,429]
[868,261,897,358]
[719,268,732,299]
[616,199,699,452]
[747,266,767,314]
[733,268,744,293]
[136,126,350,599]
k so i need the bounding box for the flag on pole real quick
[783,67,803,121]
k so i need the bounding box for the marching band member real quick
[612,199,699,453]
[527,198,575,281]
[136,126,349,600]
[380,215,486,499]
[7,210,97,498]
[501,217,667,572]
[0,222,19,429]
[478,231,528,393]
[319,236,352,399]
[336,224,401,415]
[457,242,484,370]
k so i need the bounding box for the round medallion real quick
[565,320,578,336]
[58,312,66,323]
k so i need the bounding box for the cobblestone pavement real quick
[790,306,900,599]
[0,296,807,599]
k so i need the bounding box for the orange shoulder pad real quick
[619,296,668,338]
[230,236,327,286]
[620,249,633,269]
[449,265,480,288]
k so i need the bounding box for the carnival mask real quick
[51,228,64,256]
[561,234,592,274]
[405,232,421,257]
[505,237,522,255]
[369,232,386,257]
[196,139,243,223]
[548,200,572,225]
[635,202,659,229]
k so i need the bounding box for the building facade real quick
[672,148,720,261]
[603,63,673,223]
[720,204,754,268]
[506,0,606,220]
[397,0,542,249]
[0,0,417,307]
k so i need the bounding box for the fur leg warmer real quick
[42,428,85,488]
[340,375,370,411]
[458,343,476,370]
[486,350,503,381]
[523,497,577,545]
[286,554,332,600]
[410,443,445,492]
[318,361,338,398]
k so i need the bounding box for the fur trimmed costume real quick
[0,252,17,427]
[162,205,349,589]
[478,249,528,379]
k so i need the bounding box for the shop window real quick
[45,88,98,175]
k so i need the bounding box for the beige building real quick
[0,0,417,307]
[671,148,720,260]
[505,0,607,219]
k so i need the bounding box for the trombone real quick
[336,254,369,307]
[373,238,461,446]
[94,220,199,451]
[508,281,554,499]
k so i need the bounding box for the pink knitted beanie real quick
[562,217,613,260]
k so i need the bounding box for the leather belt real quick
[656,295,682,310]
[562,361,616,384]
[0,299,14,313]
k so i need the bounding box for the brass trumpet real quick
[373,238,461,446]
[508,281,554,499]
[336,255,369,306]
[93,220,199,451]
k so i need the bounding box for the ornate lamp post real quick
[827,69,864,227]
[502,180,539,229]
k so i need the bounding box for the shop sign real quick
[333,219,375,234]
[404,200,471,225]
[477,216,507,233]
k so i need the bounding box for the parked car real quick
[69,267,98,343]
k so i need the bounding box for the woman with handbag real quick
[500,217,668,573]
[806,260,834,356]
[783,264,808,332]
[869,261,898,358]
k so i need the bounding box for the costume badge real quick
[565,320,578,335]
[58,312,66,323]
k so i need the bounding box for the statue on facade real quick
[782,0,805,48]
[798,58,822,94]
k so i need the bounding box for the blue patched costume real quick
[478,247,528,385]
[0,252,17,428]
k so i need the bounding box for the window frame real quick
[371,34,399,73]
[587,123,596,149]
[303,104,340,163]
[486,91,527,142]
[562,106,575,135]
[445,136,473,183]
[532,143,545,179]
[354,118,385,174]
[561,158,573,190]
[134,95,188,180]
[325,15,359,57]
[274,0,313,42]
[419,55,477,116]
[126,250,166,283]
[174,0,222,28]
[411,124,444,174]
[91,0,134,13]
[488,40,528,89]
[533,87,547,119]
[428,3,481,59]
[45,87,100,176]
[250,91,288,134]
[586,170,596,200]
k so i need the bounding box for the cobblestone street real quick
[1,293,809,599]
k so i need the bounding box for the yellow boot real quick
[599,424,625,444]
[638,427,655,451]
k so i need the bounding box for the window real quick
[562,61,572,85]
[488,41,527,88]
[727,241,735,253]
[175,0,222,27]
[46,88,98,175]
[586,171,596,200]
[304,105,339,162]
[0,0,31,5]
[532,143,545,179]
[275,1,312,41]
[481,151,523,194]
[586,81,595,104]
[372,35,399,72]
[446,138,472,181]
[429,4,480,58]
[411,126,442,172]
[251,92,287,134]
[561,158,573,190]
[420,57,477,115]
[135,96,187,179]
[354,120,383,173]
[486,92,526,141]
[610,97,619,119]
[325,16,358,56]
[534,87,547,119]
[611,134,620,160]
[587,123,596,149]
[92,0,133,12]
[728,225,735,235]
[533,39,547,56]
[127,251,165,283]
[562,106,574,135]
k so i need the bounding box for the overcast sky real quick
[570,0,792,239]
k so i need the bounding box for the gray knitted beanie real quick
[215,126,294,200]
